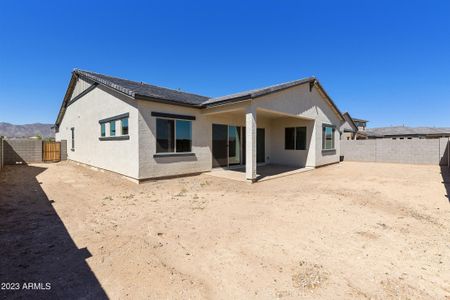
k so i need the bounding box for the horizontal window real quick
[156,118,192,153]
[322,125,335,150]
[285,127,307,150]
[99,113,129,139]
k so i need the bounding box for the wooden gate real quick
[43,142,61,162]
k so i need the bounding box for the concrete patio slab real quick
[206,164,314,182]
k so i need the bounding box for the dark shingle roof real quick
[56,69,344,126]
[75,69,209,106]
[202,77,316,106]
[366,126,450,137]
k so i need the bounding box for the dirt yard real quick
[0,162,449,299]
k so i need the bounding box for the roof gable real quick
[342,112,358,132]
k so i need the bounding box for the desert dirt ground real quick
[0,161,449,299]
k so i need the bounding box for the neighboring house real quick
[353,118,368,131]
[55,69,345,182]
[366,126,450,139]
[340,112,368,140]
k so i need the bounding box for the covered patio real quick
[202,102,316,182]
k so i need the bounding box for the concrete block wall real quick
[341,139,376,162]
[341,138,449,165]
[3,139,43,164]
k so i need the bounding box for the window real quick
[156,118,192,153]
[71,127,75,150]
[295,127,307,150]
[322,125,335,150]
[285,128,295,150]
[175,120,192,152]
[110,121,116,136]
[121,118,129,135]
[100,123,106,137]
[99,113,129,140]
[156,119,174,152]
[285,127,307,150]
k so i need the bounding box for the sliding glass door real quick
[212,124,264,168]
[212,124,228,168]
[228,126,241,165]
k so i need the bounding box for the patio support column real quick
[245,104,257,182]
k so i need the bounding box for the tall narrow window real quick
[322,125,335,150]
[100,123,106,137]
[71,127,75,150]
[285,128,295,150]
[121,118,129,135]
[295,127,307,150]
[176,120,192,152]
[110,121,116,137]
[156,119,174,153]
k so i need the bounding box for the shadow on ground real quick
[0,165,108,299]
[441,166,450,202]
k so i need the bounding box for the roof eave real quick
[202,78,345,122]
[311,80,345,122]
[201,94,252,108]
[75,70,136,98]
[135,94,203,108]
[343,112,358,132]
[54,71,78,127]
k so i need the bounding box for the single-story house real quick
[55,69,345,182]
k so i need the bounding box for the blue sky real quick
[0,0,449,127]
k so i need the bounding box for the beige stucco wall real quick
[244,84,342,167]
[137,101,273,179]
[269,117,315,167]
[137,83,342,179]
[56,79,342,180]
[70,77,91,100]
[55,80,139,179]
[137,101,211,179]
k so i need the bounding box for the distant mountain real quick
[0,122,54,138]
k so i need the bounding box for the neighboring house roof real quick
[352,118,368,123]
[341,112,358,132]
[55,69,344,127]
[366,126,450,138]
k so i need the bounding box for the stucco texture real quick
[56,79,343,180]
[55,79,140,179]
